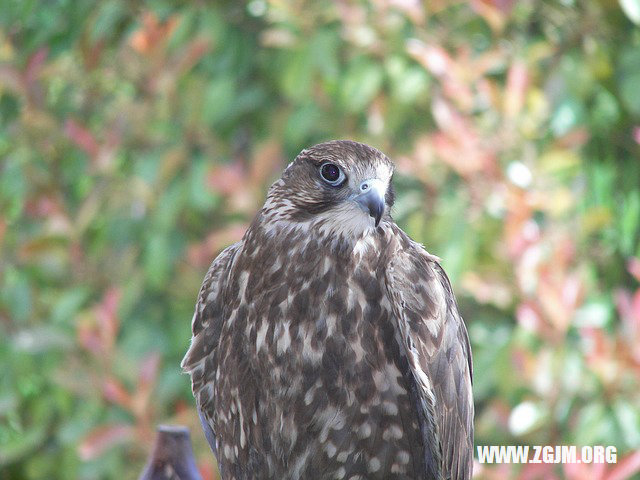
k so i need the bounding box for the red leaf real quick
[606,449,640,480]
[519,462,557,480]
[81,37,105,70]
[504,61,528,117]
[78,424,133,460]
[516,302,542,333]
[632,290,640,324]
[129,12,179,54]
[470,0,514,32]
[627,257,640,282]
[24,47,48,88]
[249,140,284,188]
[198,459,219,480]
[207,161,246,195]
[138,352,160,391]
[131,352,161,418]
[406,40,452,77]
[175,37,211,75]
[187,223,248,267]
[564,459,606,480]
[77,320,102,355]
[485,0,516,12]
[97,288,121,353]
[65,119,99,158]
[102,377,133,408]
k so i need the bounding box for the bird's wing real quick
[385,232,473,480]
[181,242,242,454]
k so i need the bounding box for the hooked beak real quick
[355,179,386,227]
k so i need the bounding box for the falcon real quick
[182,140,474,480]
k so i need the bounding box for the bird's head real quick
[263,140,395,240]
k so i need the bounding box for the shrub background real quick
[1,1,640,479]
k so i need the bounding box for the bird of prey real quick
[182,140,473,480]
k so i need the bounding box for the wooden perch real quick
[139,425,202,480]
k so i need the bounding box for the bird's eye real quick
[320,163,345,186]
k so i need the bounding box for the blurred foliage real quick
[1,0,640,479]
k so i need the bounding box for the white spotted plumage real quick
[182,140,473,480]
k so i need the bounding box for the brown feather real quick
[182,140,473,480]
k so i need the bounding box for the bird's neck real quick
[245,210,391,263]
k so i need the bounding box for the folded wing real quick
[385,230,474,480]
[181,242,242,454]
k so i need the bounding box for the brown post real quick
[139,425,203,480]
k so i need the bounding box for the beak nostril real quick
[356,179,386,227]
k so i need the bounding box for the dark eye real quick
[320,163,345,186]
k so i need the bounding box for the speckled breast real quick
[212,225,427,480]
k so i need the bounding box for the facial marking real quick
[265,141,395,243]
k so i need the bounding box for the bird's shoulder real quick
[383,225,443,317]
[181,241,242,374]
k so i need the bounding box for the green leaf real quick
[188,158,217,211]
[340,58,384,112]
[613,400,640,449]
[285,104,324,147]
[144,236,171,287]
[203,77,236,126]
[91,1,126,43]
[309,29,340,81]
[386,56,429,104]
[0,423,47,466]
[281,47,314,102]
[0,158,26,222]
[591,89,620,129]
[1,267,32,323]
[51,288,90,325]
[620,190,640,255]
[617,47,640,116]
